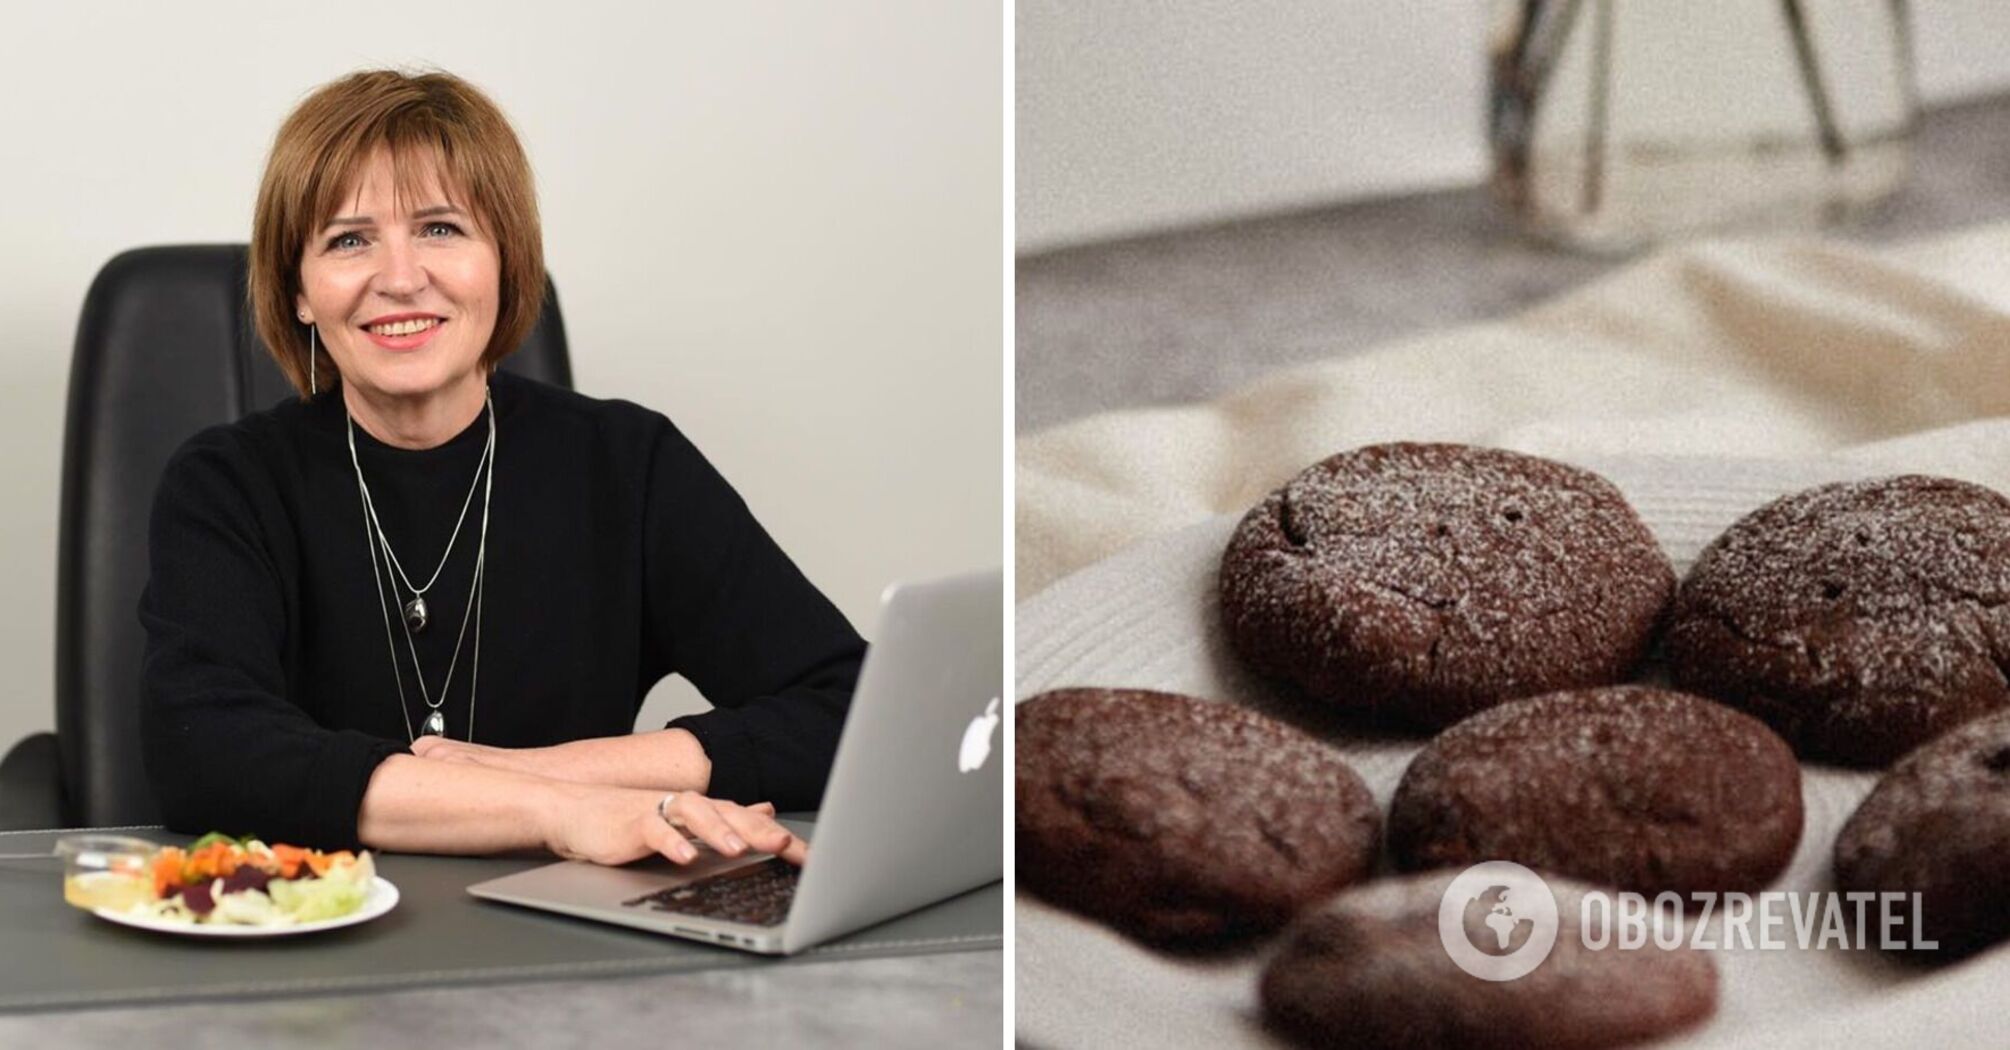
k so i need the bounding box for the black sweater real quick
[138,370,865,850]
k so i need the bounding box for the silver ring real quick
[656,792,681,828]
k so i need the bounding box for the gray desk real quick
[0,823,1001,1048]
[0,953,1001,1049]
[1017,92,2010,435]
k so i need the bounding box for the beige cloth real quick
[1013,224,2010,1048]
[1017,223,2010,598]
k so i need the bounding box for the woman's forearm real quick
[532,728,713,793]
[356,749,790,868]
[355,753,569,854]
[401,729,714,798]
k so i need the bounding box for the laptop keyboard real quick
[622,857,799,928]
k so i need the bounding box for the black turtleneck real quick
[138,369,865,850]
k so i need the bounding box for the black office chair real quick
[0,245,571,830]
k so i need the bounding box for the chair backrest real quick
[56,244,572,826]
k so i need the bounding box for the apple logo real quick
[959,697,1001,772]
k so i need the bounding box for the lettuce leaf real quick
[267,853,375,923]
[210,884,287,926]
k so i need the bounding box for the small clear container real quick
[1489,0,1916,253]
[56,834,158,911]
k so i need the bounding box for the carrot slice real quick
[152,848,185,898]
[272,844,308,880]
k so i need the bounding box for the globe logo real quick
[1466,885,1535,956]
[1437,861,1559,981]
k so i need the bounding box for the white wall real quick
[1018,1,2010,252]
[0,0,1002,757]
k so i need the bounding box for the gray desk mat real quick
[0,820,1000,1013]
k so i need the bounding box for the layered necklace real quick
[345,389,496,742]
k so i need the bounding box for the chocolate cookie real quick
[1219,443,1673,728]
[1260,872,1718,1050]
[1666,475,2010,767]
[1835,708,2010,958]
[1014,687,1381,945]
[1388,686,1803,894]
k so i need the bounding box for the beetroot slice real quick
[219,867,272,895]
[179,882,215,916]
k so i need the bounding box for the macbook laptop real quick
[466,569,1002,954]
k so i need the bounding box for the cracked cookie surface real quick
[1014,687,1381,945]
[1388,686,1803,895]
[1218,443,1673,728]
[1667,475,2010,766]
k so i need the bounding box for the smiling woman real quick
[299,174,497,442]
[250,71,537,445]
[139,69,857,870]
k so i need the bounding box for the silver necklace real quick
[347,391,496,741]
[356,407,492,634]
[363,462,487,738]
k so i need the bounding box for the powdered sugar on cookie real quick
[1667,475,2010,766]
[1219,443,1674,728]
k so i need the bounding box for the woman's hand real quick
[538,784,809,869]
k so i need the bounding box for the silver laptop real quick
[466,570,1002,954]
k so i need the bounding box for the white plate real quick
[91,876,400,938]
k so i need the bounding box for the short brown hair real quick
[249,69,544,397]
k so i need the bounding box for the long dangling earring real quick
[309,324,319,396]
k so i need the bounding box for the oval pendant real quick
[422,710,446,736]
[403,596,429,634]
